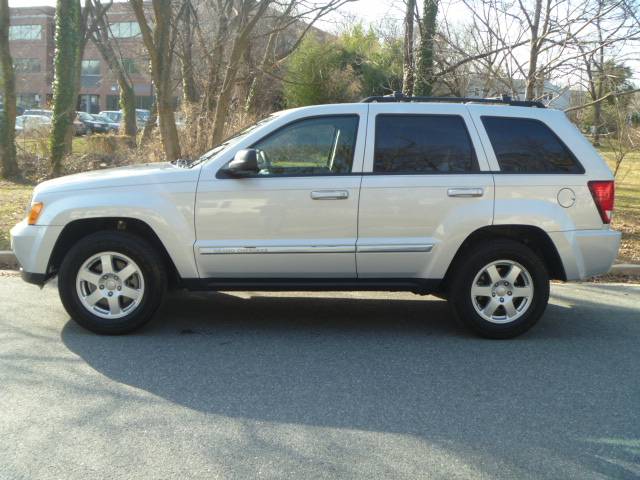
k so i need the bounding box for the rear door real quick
[466,106,599,230]
[356,103,494,280]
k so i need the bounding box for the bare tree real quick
[0,0,19,178]
[130,0,182,161]
[244,0,353,114]
[50,0,83,175]
[402,0,416,95]
[179,0,199,104]
[605,97,639,177]
[87,0,138,141]
[208,0,271,146]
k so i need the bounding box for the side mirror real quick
[221,149,259,177]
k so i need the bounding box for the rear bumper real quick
[549,228,621,280]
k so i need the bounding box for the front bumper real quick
[549,228,622,280]
[10,220,63,283]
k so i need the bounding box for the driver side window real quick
[252,115,359,176]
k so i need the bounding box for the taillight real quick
[588,180,615,224]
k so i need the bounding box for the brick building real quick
[8,3,154,113]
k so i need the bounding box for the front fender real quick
[36,182,199,278]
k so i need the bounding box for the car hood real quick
[34,162,201,195]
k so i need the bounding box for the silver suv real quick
[11,95,620,338]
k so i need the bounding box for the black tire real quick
[448,239,550,339]
[58,231,167,335]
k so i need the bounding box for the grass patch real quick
[600,146,640,263]
[0,181,33,251]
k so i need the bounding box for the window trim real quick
[481,115,585,175]
[80,59,101,76]
[110,21,142,39]
[13,58,41,73]
[372,113,481,175]
[215,114,361,179]
[9,24,42,41]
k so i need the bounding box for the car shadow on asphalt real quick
[60,290,640,479]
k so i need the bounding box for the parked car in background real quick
[99,110,122,124]
[0,106,25,116]
[99,109,149,129]
[23,109,53,119]
[73,114,87,136]
[77,112,119,134]
[15,114,51,135]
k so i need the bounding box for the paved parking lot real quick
[0,274,639,479]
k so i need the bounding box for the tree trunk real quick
[209,0,270,148]
[129,0,181,160]
[209,35,248,147]
[524,0,543,100]
[180,3,198,104]
[119,76,137,141]
[402,0,416,96]
[0,0,19,178]
[140,101,157,146]
[157,80,181,160]
[50,0,82,176]
[414,0,438,96]
[88,0,137,142]
[245,29,277,114]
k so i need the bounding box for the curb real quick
[1,250,639,275]
[610,263,640,276]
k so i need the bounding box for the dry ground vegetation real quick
[1,136,639,267]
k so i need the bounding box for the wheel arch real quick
[442,225,567,290]
[48,217,180,286]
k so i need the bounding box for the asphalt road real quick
[0,274,639,480]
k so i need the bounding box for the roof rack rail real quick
[360,91,546,108]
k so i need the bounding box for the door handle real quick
[447,188,484,198]
[310,190,349,200]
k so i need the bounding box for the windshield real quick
[92,114,111,122]
[186,114,280,168]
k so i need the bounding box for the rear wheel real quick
[448,239,550,339]
[58,231,167,334]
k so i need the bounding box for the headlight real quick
[27,202,44,225]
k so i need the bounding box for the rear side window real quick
[481,116,583,173]
[374,115,478,174]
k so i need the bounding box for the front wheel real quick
[448,239,550,339]
[58,231,167,334]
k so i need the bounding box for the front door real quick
[356,103,495,280]
[194,106,368,278]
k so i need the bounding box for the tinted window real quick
[374,115,478,174]
[482,117,583,173]
[250,115,359,176]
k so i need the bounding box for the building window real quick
[135,95,154,110]
[9,24,42,40]
[77,94,100,114]
[17,93,40,108]
[14,58,41,73]
[81,60,101,76]
[110,22,141,38]
[107,94,120,111]
[122,59,139,75]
